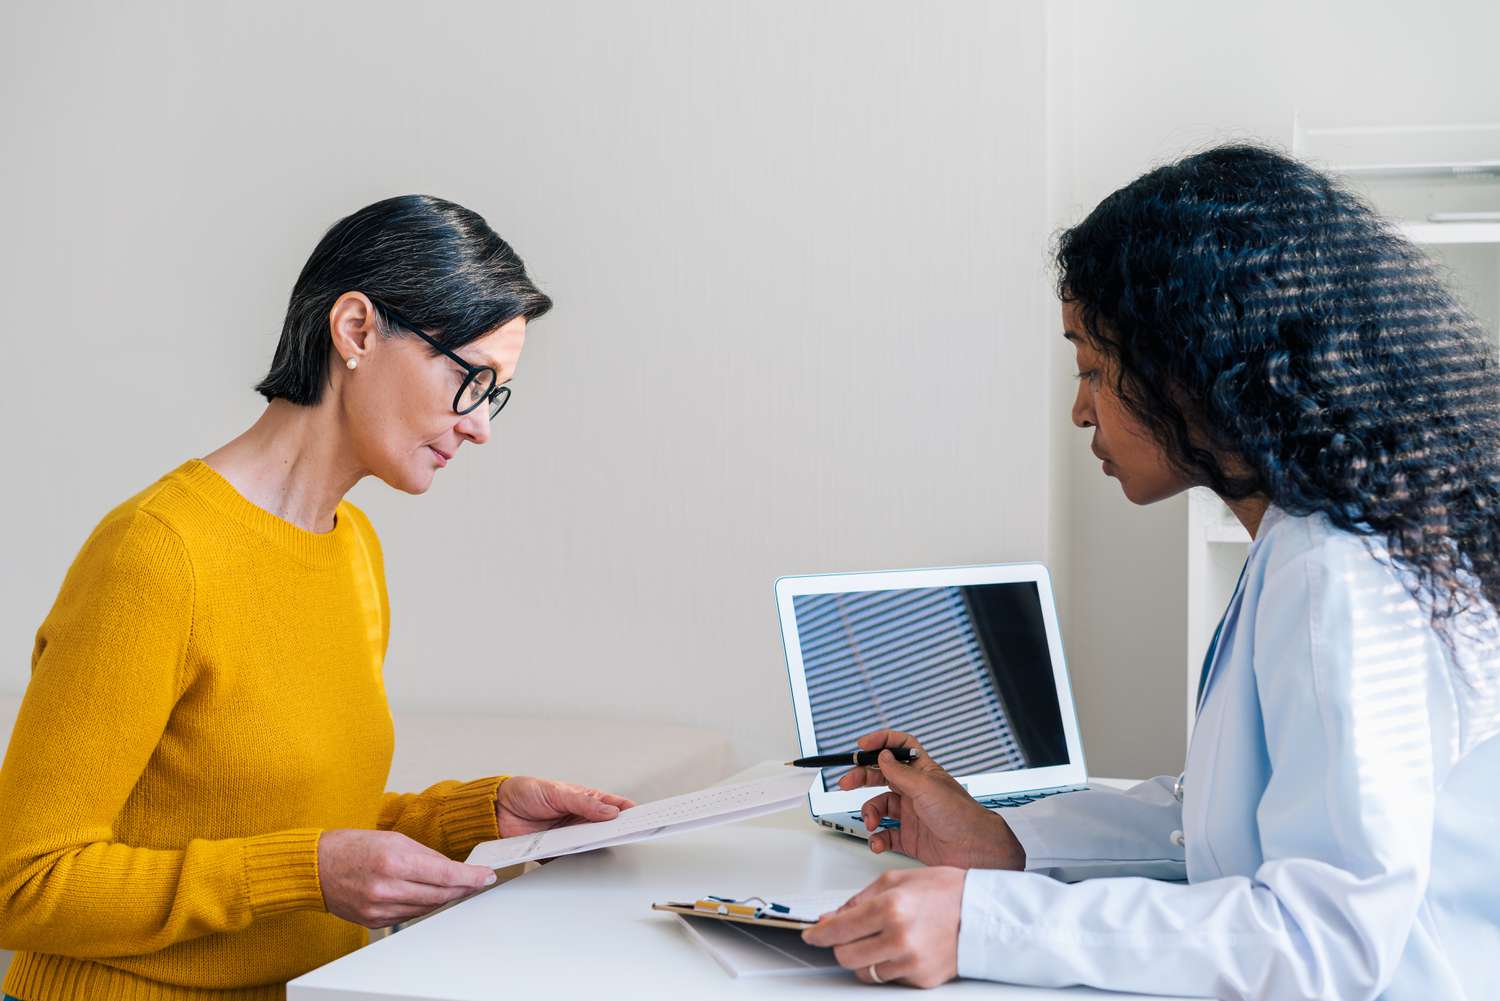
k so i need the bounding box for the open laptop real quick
[775,562,1089,839]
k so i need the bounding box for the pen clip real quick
[701,895,790,917]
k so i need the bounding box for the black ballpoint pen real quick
[785,748,919,768]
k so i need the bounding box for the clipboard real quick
[655,898,843,978]
[652,898,817,930]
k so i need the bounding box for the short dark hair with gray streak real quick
[256,194,553,405]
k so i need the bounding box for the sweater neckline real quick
[173,459,357,568]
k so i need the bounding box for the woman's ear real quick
[329,292,379,368]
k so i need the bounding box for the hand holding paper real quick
[466,768,816,869]
[494,776,636,837]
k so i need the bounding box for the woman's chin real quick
[405,468,438,494]
[373,463,437,496]
[1110,471,1150,505]
[1117,476,1188,507]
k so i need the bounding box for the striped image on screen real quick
[794,585,1030,791]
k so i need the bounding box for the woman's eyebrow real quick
[454,346,503,372]
[1063,330,1079,342]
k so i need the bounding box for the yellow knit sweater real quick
[0,460,505,1000]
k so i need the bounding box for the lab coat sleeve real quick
[997,776,1186,881]
[956,543,1437,1001]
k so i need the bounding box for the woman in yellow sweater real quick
[0,195,635,1000]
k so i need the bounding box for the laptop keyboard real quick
[974,784,1088,809]
[835,784,1087,826]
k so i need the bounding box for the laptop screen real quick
[791,581,1070,792]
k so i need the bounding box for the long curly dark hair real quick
[1056,143,1500,652]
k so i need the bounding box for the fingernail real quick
[484,873,497,886]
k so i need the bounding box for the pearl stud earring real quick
[346,357,358,371]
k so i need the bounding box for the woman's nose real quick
[457,408,491,445]
[1071,382,1094,429]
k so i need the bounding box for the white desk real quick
[289,770,1196,1000]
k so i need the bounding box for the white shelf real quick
[1399,221,1500,245]
[1185,488,1251,738]
[1334,160,1500,179]
[1204,522,1252,544]
[1296,121,1500,172]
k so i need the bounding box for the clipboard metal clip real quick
[696,895,791,919]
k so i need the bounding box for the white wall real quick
[7,0,1494,785]
[0,1,1054,768]
[1047,0,1500,780]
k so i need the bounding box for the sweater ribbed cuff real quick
[5,951,288,1001]
[441,776,506,856]
[241,828,325,918]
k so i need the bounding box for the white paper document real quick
[751,890,861,924]
[466,768,817,869]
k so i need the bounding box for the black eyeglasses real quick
[371,300,511,420]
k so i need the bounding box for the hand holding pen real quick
[831,731,930,790]
[785,747,920,768]
[831,729,1025,870]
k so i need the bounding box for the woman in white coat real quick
[803,144,1500,999]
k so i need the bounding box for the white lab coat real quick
[958,506,1500,1000]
